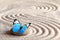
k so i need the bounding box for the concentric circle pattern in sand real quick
[21,2,57,11]
[0,2,57,13]
[0,1,60,40]
[28,2,58,11]
[0,13,60,40]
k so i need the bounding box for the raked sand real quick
[0,0,60,40]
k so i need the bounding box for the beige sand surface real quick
[0,0,60,40]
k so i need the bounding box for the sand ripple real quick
[0,1,60,40]
[0,13,60,40]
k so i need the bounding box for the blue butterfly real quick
[11,19,31,35]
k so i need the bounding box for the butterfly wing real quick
[19,25,27,35]
[19,23,31,35]
[12,23,21,33]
